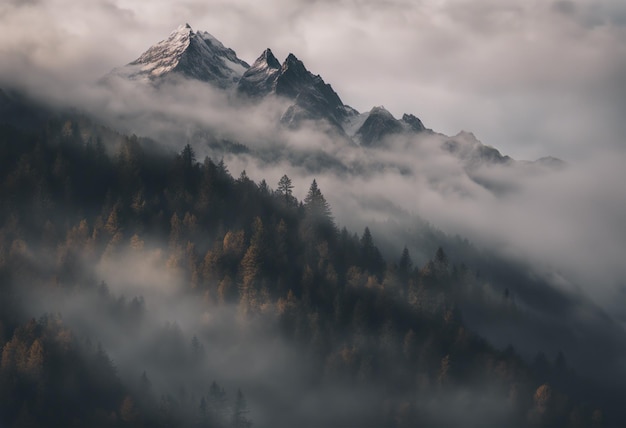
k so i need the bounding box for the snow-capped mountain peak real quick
[259,48,281,69]
[108,24,249,88]
[237,49,281,98]
[130,24,193,76]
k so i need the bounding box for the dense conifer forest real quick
[0,113,614,427]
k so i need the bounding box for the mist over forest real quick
[1,1,626,427]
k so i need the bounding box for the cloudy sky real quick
[1,0,625,160]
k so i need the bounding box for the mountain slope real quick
[239,50,351,130]
[236,48,282,97]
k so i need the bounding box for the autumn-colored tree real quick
[120,395,139,424]
[528,383,553,427]
[26,339,44,377]
[438,354,451,387]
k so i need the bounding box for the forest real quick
[0,110,615,427]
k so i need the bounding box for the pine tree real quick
[304,179,332,222]
[398,247,413,277]
[231,389,252,428]
[359,227,385,278]
[398,247,413,297]
[277,174,295,205]
[181,144,196,169]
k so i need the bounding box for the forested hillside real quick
[0,115,611,427]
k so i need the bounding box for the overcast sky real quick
[1,0,625,160]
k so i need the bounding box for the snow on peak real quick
[247,48,281,72]
[237,48,282,97]
[115,24,249,88]
[196,30,226,50]
[282,53,306,70]
[369,106,394,118]
[129,25,193,77]
[260,49,281,69]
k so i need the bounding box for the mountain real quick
[102,25,438,145]
[103,24,561,170]
[108,23,249,88]
[352,106,404,146]
[237,51,428,141]
[236,48,281,97]
[106,24,431,144]
[239,50,352,131]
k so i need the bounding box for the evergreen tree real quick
[398,247,413,277]
[359,227,385,278]
[181,143,196,169]
[304,179,332,223]
[277,174,295,205]
[231,389,252,428]
[398,247,413,296]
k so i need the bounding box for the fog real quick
[12,55,625,332]
[1,1,624,309]
[1,1,625,425]
[12,241,525,428]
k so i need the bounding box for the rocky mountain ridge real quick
[104,24,559,169]
[107,24,434,146]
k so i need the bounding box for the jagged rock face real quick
[105,24,543,169]
[237,49,346,129]
[240,52,348,128]
[107,24,433,144]
[277,55,346,124]
[355,106,405,146]
[274,54,313,99]
[401,113,426,133]
[237,49,281,98]
[112,24,249,88]
[444,131,514,168]
[280,77,348,129]
[473,145,511,164]
[104,24,545,169]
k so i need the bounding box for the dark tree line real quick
[0,113,612,427]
